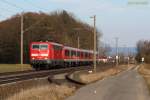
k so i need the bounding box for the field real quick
[6,84,75,100]
[0,77,75,100]
[138,64,150,91]
[0,64,32,73]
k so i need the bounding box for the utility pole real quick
[77,36,80,49]
[73,28,81,49]
[127,46,130,66]
[21,13,24,66]
[90,15,97,73]
[123,44,126,64]
[115,37,119,66]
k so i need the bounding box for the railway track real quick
[0,66,92,85]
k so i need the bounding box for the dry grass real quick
[0,64,32,73]
[139,64,150,75]
[139,64,150,90]
[0,78,50,100]
[6,84,75,100]
[79,64,134,84]
[80,68,121,83]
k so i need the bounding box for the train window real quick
[65,50,70,56]
[74,51,77,56]
[88,53,90,57]
[81,52,83,57]
[32,44,39,49]
[85,53,88,57]
[71,51,76,56]
[40,44,48,50]
[53,45,62,50]
[77,52,80,57]
[89,53,91,57]
[71,51,73,56]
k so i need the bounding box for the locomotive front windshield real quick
[32,44,48,50]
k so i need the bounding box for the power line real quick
[0,7,16,13]
[24,0,47,11]
[24,17,48,32]
[0,14,7,18]
[0,1,25,21]
[0,0,24,10]
[0,14,10,22]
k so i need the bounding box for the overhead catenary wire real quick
[0,0,25,17]
[0,0,24,21]
[0,14,7,19]
[0,7,16,13]
[23,0,48,12]
[0,0,24,10]
[0,0,51,31]
[24,17,48,32]
[0,14,12,21]
[0,0,47,27]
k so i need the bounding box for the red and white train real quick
[30,41,96,70]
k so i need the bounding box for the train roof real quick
[64,46,94,53]
[31,41,63,46]
[64,46,78,50]
[50,42,63,46]
[31,41,96,53]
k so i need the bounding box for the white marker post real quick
[141,57,144,63]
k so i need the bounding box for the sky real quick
[0,0,150,47]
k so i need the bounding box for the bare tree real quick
[136,40,150,63]
[98,43,111,56]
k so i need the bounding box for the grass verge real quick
[79,64,134,84]
[0,64,32,73]
[138,64,150,91]
[0,78,50,100]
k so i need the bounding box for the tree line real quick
[0,10,101,64]
[136,40,150,63]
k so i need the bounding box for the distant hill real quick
[109,47,137,56]
[0,10,101,63]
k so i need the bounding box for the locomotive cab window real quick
[32,44,39,49]
[40,44,48,50]
[32,44,48,50]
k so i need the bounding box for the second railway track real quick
[0,66,92,85]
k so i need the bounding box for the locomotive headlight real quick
[31,54,38,56]
[41,54,48,56]
[32,57,35,60]
[44,57,48,60]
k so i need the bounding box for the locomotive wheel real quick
[32,64,40,71]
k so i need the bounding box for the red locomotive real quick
[30,41,94,70]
